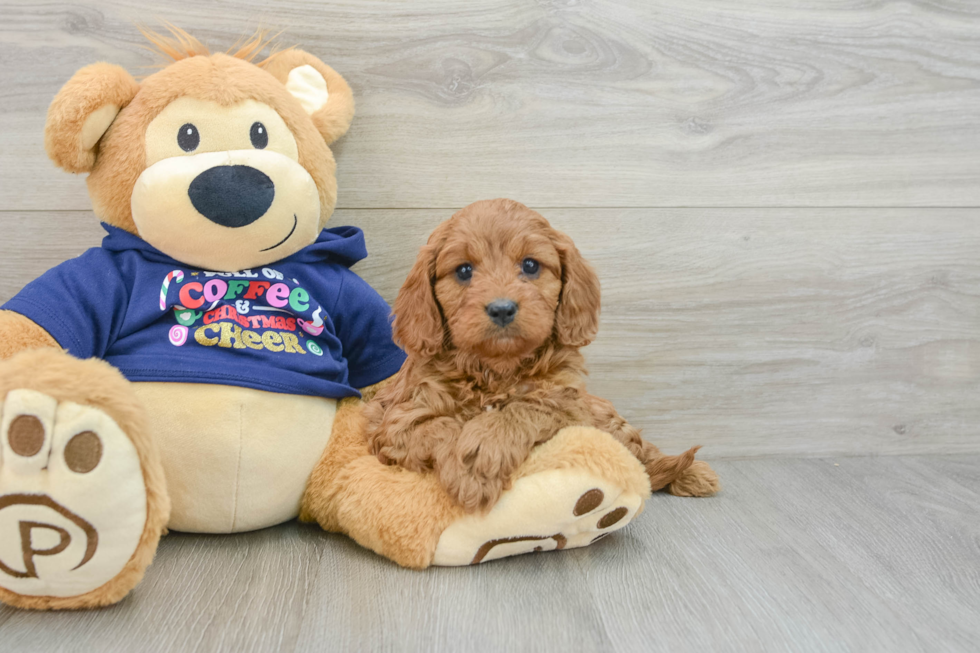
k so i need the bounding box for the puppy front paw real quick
[371,443,403,467]
[438,447,508,513]
[447,472,506,513]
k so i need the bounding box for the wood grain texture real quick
[3,208,977,457]
[0,456,977,652]
[2,1,980,209]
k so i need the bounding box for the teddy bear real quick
[0,28,663,611]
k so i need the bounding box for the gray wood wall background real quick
[1,0,978,459]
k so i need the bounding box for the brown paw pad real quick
[573,488,604,516]
[597,507,628,529]
[8,415,45,457]
[64,431,103,474]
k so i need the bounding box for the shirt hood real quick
[100,223,368,269]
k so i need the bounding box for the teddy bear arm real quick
[0,310,60,359]
[301,388,653,568]
[355,375,394,403]
[298,372,460,567]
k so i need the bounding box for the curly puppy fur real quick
[365,199,719,512]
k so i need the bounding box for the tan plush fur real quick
[300,379,465,569]
[0,311,58,359]
[138,26,276,64]
[44,63,140,174]
[515,426,652,500]
[365,199,719,512]
[302,404,465,569]
[46,27,349,236]
[300,380,390,527]
[139,28,354,146]
[0,349,170,609]
[263,50,355,146]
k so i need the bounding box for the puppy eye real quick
[178,123,200,152]
[250,122,268,149]
[455,263,473,282]
[521,258,540,277]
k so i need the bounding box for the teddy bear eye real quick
[177,123,200,152]
[250,122,268,149]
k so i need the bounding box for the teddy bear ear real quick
[44,63,139,173]
[263,49,355,145]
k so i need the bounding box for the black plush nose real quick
[486,299,518,327]
[188,165,275,228]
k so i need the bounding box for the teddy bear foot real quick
[433,469,643,565]
[0,391,146,608]
[432,426,651,566]
[0,351,169,609]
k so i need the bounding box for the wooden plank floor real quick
[1,456,978,653]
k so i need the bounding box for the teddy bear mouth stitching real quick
[259,214,298,252]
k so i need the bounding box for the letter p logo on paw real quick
[0,494,98,580]
[1,393,149,599]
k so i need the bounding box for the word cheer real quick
[195,322,307,354]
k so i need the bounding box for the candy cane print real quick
[160,270,184,310]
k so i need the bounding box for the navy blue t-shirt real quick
[2,224,406,398]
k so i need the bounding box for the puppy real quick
[365,199,719,512]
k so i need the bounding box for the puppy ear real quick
[45,63,139,173]
[553,229,601,348]
[393,241,445,357]
[263,49,354,145]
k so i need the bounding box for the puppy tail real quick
[645,445,700,492]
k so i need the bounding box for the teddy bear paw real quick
[0,389,148,607]
[431,426,650,565]
[433,468,643,565]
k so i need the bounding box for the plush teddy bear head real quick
[44,28,354,272]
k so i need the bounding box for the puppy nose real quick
[486,299,518,327]
[188,165,275,228]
